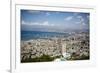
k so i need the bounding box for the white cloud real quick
[64,16,73,21]
[21,20,55,26]
[75,15,86,26]
[21,20,39,25]
[22,20,26,24]
[42,21,49,25]
[87,15,89,19]
[82,23,86,25]
[77,15,84,22]
[31,22,39,25]
[46,12,50,16]
[22,20,29,25]
[51,24,54,26]
[75,21,80,24]
[77,15,82,19]
[75,21,86,26]
[41,21,54,26]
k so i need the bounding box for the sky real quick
[21,10,89,32]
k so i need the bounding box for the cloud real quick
[77,16,82,19]
[82,23,86,25]
[46,12,50,16]
[75,15,86,26]
[50,24,54,26]
[21,20,35,25]
[64,16,73,21]
[22,20,26,25]
[21,20,54,26]
[42,21,49,25]
[87,15,89,19]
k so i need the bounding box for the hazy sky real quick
[21,10,89,32]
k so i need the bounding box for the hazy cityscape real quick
[21,10,90,63]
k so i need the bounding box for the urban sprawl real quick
[21,32,89,62]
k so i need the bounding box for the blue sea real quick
[21,31,69,41]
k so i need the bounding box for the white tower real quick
[61,42,67,57]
